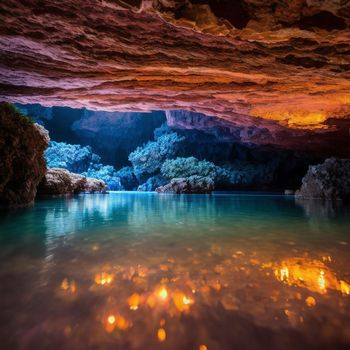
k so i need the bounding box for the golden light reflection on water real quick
[95,272,113,286]
[60,278,77,293]
[157,328,166,342]
[2,193,350,350]
[66,253,350,341]
[273,257,350,295]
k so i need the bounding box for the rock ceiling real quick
[0,0,350,154]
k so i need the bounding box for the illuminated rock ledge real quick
[0,1,350,154]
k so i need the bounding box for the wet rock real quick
[37,168,74,195]
[295,158,350,201]
[37,168,106,195]
[0,103,49,207]
[155,176,214,194]
[69,172,88,193]
[84,177,107,193]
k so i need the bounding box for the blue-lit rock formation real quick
[156,176,215,194]
[137,176,167,192]
[17,104,166,168]
[296,158,350,202]
[45,141,123,190]
[15,103,325,192]
[128,126,185,182]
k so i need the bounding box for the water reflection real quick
[274,257,350,295]
[0,193,349,350]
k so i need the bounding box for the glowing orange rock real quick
[128,293,141,310]
[157,286,168,300]
[60,278,77,293]
[340,280,350,295]
[305,296,316,307]
[157,328,166,342]
[104,313,130,333]
[172,291,194,312]
[95,272,113,286]
[107,315,116,324]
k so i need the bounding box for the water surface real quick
[0,192,349,350]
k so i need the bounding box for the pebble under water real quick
[0,192,349,350]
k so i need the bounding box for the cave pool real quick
[0,192,349,350]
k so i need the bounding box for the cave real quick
[0,1,350,350]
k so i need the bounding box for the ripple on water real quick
[0,193,349,350]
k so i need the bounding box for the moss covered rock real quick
[0,103,49,207]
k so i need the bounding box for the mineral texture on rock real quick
[155,176,214,194]
[84,177,107,193]
[295,158,350,201]
[37,168,106,195]
[1,1,350,155]
[0,103,49,207]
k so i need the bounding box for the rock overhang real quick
[0,0,349,154]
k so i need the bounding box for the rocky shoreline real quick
[1,103,349,206]
[37,168,106,196]
[0,103,107,208]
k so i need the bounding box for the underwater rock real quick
[155,176,214,194]
[37,168,106,195]
[0,103,49,207]
[295,158,350,201]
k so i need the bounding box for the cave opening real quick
[14,103,321,193]
[0,0,350,349]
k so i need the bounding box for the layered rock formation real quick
[156,176,214,194]
[295,158,350,202]
[0,1,350,154]
[37,168,106,195]
[0,103,49,207]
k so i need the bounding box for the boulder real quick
[295,158,350,201]
[37,168,106,195]
[155,176,214,194]
[0,103,49,207]
[84,177,107,193]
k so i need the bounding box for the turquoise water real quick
[0,192,349,350]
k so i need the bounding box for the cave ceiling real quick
[0,0,350,154]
